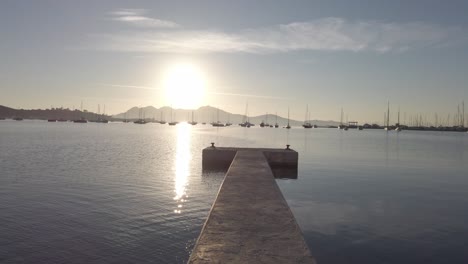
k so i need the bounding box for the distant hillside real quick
[0,105,109,121]
[113,105,340,126]
[0,104,340,126]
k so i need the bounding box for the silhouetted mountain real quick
[113,105,340,126]
[0,105,110,121]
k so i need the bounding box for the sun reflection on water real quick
[173,123,191,213]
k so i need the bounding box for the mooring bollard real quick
[211,142,215,148]
[286,144,290,150]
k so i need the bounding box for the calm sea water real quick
[1,120,467,263]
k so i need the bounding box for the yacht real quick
[189,111,197,125]
[285,108,291,129]
[303,105,312,128]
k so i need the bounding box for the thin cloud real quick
[109,9,179,28]
[98,83,285,100]
[98,83,161,90]
[91,17,466,54]
[207,91,290,100]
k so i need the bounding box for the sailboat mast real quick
[398,106,400,125]
[463,101,465,127]
[246,103,249,123]
[387,101,390,127]
[340,108,343,125]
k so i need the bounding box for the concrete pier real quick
[189,147,315,264]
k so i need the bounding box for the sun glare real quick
[163,63,206,109]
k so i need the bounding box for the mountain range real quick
[113,105,340,127]
[0,104,340,126]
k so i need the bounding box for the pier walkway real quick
[188,147,315,264]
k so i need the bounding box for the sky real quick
[1,0,468,123]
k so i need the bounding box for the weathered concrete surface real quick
[189,150,315,264]
[202,147,298,170]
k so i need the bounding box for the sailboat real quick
[338,108,345,129]
[303,105,312,128]
[395,106,402,132]
[73,101,88,123]
[168,107,178,125]
[285,108,291,129]
[240,103,252,127]
[384,101,390,131]
[189,111,197,125]
[159,111,166,124]
[97,104,109,123]
[260,112,267,127]
[134,108,147,124]
[212,108,225,127]
[225,113,232,126]
[274,112,279,128]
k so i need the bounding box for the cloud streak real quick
[98,83,161,90]
[94,16,465,53]
[109,9,179,28]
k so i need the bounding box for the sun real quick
[163,63,206,109]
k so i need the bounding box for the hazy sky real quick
[2,0,468,123]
